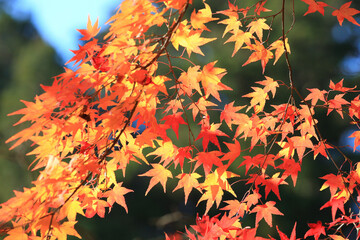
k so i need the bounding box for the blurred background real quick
[0,0,360,239]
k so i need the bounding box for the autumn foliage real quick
[1,0,360,239]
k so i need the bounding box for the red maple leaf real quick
[327,94,349,118]
[304,221,326,240]
[272,222,298,240]
[332,2,360,26]
[220,102,245,130]
[329,79,356,92]
[196,121,228,150]
[222,140,241,166]
[161,112,187,139]
[193,151,223,176]
[320,197,346,221]
[301,0,328,16]
[277,158,301,186]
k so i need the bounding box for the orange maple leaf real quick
[301,0,328,16]
[190,3,218,31]
[173,173,202,204]
[220,102,245,130]
[332,1,360,26]
[221,199,247,217]
[269,38,291,64]
[139,164,173,195]
[243,40,274,73]
[327,94,349,118]
[251,201,283,227]
[78,16,101,41]
[104,182,133,213]
[305,88,327,106]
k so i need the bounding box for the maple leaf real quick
[290,135,313,161]
[224,28,253,57]
[313,141,333,159]
[161,112,187,139]
[219,16,241,38]
[174,146,193,169]
[197,169,238,214]
[191,3,218,31]
[255,1,271,15]
[188,97,217,121]
[78,15,101,41]
[199,61,230,101]
[301,0,328,16]
[173,173,202,204]
[273,222,298,240]
[220,102,245,130]
[193,151,223,176]
[3,228,28,240]
[277,158,301,186]
[257,76,279,97]
[243,87,268,113]
[269,38,291,64]
[65,200,85,221]
[329,235,349,240]
[221,199,247,217]
[332,2,360,26]
[305,88,327,106]
[262,172,288,200]
[320,173,346,196]
[320,197,346,221]
[240,154,277,175]
[243,40,274,74]
[349,130,360,151]
[327,94,349,118]
[104,182,133,213]
[329,79,356,92]
[304,221,326,240]
[147,140,176,167]
[251,201,283,227]
[247,18,270,42]
[177,65,202,96]
[139,164,173,195]
[222,140,241,166]
[171,20,216,57]
[196,122,228,151]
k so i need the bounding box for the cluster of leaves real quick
[0,0,360,239]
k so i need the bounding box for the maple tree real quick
[0,0,360,239]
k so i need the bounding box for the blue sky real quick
[7,0,120,63]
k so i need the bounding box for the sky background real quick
[5,0,120,63]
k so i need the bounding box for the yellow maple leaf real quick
[191,3,218,31]
[247,18,270,42]
[224,28,253,57]
[173,173,202,204]
[171,20,216,56]
[139,164,173,195]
